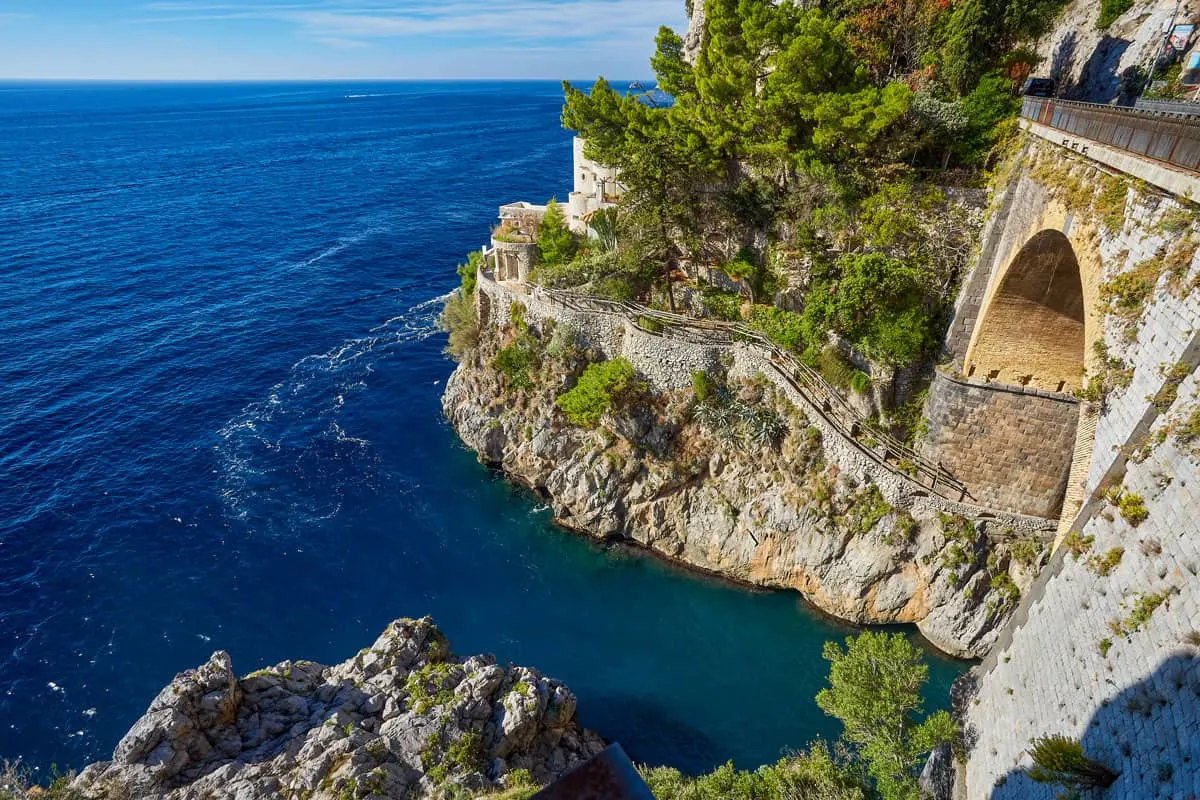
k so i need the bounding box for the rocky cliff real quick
[69,618,604,800]
[442,303,1048,659]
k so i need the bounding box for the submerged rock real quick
[72,617,605,799]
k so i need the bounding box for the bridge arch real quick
[965,229,1086,394]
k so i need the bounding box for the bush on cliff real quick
[639,742,865,800]
[555,358,641,427]
[440,290,480,362]
[492,337,541,391]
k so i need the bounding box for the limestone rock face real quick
[442,325,1044,659]
[72,618,605,799]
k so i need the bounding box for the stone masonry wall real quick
[922,373,1080,519]
[955,135,1200,797]
[960,361,1200,800]
[475,273,1054,540]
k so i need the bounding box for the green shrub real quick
[1120,590,1171,633]
[1087,547,1124,576]
[1097,0,1132,28]
[803,253,936,366]
[492,339,540,391]
[817,632,955,800]
[747,305,807,352]
[1009,539,1042,567]
[639,743,866,800]
[702,287,744,321]
[439,291,479,362]
[692,370,719,403]
[555,358,640,427]
[989,570,1020,612]
[1026,735,1119,789]
[456,249,482,296]
[1062,531,1094,559]
[536,198,577,267]
[1117,492,1148,526]
[1097,638,1113,657]
[849,370,872,395]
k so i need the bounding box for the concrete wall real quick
[923,373,1081,519]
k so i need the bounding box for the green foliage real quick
[1117,492,1148,527]
[747,305,807,352]
[701,286,744,321]
[555,358,640,427]
[1097,0,1132,28]
[457,249,482,296]
[492,338,540,392]
[536,199,577,267]
[693,384,789,448]
[1009,539,1043,567]
[849,370,872,396]
[989,570,1020,613]
[1025,735,1119,789]
[817,632,955,800]
[849,484,892,535]
[588,207,621,253]
[1119,590,1171,634]
[1061,531,1094,559]
[1087,547,1124,576]
[440,290,480,362]
[692,370,719,404]
[639,743,866,800]
[406,662,456,715]
[803,253,935,365]
[1100,259,1160,320]
[1097,638,1113,658]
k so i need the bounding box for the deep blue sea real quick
[0,81,964,778]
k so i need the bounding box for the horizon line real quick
[0,76,651,84]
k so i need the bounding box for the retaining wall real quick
[475,273,1055,536]
[922,373,1080,519]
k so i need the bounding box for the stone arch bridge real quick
[922,97,1200,533]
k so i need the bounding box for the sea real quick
[0,81,965,778]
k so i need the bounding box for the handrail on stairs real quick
[516,281,969,502]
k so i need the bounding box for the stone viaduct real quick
[929,99,1200,799]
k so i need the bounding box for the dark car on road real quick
[1021,77,1057,97]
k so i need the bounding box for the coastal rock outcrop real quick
[442,308,1048,659]
[71,617,604,799]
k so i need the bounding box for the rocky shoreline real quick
[66,618,604,800]
[442,302,1049,659]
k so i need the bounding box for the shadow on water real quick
[983,653,1199,799]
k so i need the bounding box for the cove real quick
[0,81,965,777]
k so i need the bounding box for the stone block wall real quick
[961,360,1200,800]
[922,373,1080,519]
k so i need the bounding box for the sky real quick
[0,1,687,80]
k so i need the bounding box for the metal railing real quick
[1021,96,1200,174]
[488,274,970,502]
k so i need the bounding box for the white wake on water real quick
[214,292,451,527]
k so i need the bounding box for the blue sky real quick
[0,1,686,80]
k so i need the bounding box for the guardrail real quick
[1021,96,1200,174]
[494,275,970,502]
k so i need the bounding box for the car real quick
[1021,77,1057,97]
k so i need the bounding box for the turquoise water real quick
[0,80,965,776]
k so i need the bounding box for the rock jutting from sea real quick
[68,617,605,800]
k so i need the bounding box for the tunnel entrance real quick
[965,230,1085,394]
